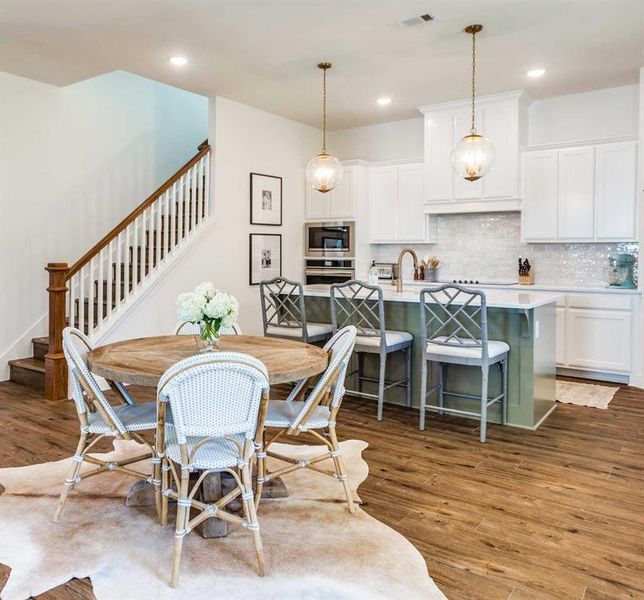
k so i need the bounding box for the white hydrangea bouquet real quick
[176,282,239,351]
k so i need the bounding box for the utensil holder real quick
[519,273,535,285]
[424,268,440,282]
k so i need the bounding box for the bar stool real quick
[259,276,333,343]
[419,284,509,442]
[330,280,412,421]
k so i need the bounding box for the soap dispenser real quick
[368,260,379,285]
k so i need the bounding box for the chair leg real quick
[53,434,87,523]
[328,427,356,514]
[241,463,266,576]
[438,362,445,416]
[161,458,170,526]
[480,364,489,443]
[419,358,428,431]
[405,347,412,408]
[502,357,509,426]
[377,351,387,421]
[170,467,190,588]
[254,432,266,510]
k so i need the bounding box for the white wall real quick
[101,96,320,342]
[329,117,424,162]
[528,85,639,145]
[0,70,207,377]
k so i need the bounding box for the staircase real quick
[8,141,211,398]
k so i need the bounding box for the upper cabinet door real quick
[557,146,595,240]
[522,150,559,240]
[595,141,638,241]
[481,105,517,199]
[452,111,483,200]
[424,113,453,202]
[329,167,354,218]
[305,186,330,219]
[396,163,426,241]
[369,166,398,241]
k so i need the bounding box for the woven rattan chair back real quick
[420,284,489,361]
[330,280,384,341]
[62,327,129,435]
[289,325,356,432]
[158,352,269,443]
[259,276,306,336]
[175,321,242,335]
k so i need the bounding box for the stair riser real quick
[32,340,49,360]
[9,364,45,391]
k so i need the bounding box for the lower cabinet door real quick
[556,307,566,365]
[565,308,632,372]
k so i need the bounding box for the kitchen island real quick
[302,284,562,430]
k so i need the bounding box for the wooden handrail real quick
[66,143,210,279]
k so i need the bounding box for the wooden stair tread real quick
[8,357,45,373]
[31,337,49,345]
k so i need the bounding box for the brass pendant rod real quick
[464,24,482,135]
[317,62,332,154]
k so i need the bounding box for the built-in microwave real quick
[305,221,354,257]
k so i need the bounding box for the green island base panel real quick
[304,295,557,430]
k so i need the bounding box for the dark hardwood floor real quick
[1,378,643,599]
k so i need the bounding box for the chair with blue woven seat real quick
[260,276,333,343]
[155,352,270,587]
[330,281,412,421]
[52,327,157,523]
[419,284,509,442]
[255,325,357,513]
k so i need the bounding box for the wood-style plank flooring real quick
[1,378,643,599]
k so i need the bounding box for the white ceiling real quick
[1,1,642,130]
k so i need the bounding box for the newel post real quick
[45,262,69,401]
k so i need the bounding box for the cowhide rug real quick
[0,439,446,599]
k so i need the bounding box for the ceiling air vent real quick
[401,14,434,27]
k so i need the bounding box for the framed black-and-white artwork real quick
[249,233,282,285]
[250,172,282,226]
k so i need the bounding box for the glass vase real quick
[198,321,221,352]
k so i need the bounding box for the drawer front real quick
[565,308,632,372]
[566,293,632,311]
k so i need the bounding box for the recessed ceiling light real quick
[527,68,546,78]
[169,56,188,66]
[377,97,392,106]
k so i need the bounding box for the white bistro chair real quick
[419,284,509,442]
[175,321,242,335]
[156,352,270,587]
[330,281,412,421]
[53,327,158,522]
[260,276,333,343]
[256,325,357,513]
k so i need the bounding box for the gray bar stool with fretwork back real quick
[259,276,333,343]
[330,280,412,421]
[419,284,509,442]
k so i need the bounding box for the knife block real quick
[519,272,535,285]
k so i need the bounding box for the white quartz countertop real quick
[398,280,641,295]
[303,284,562,310]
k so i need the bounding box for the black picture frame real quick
[249,233,282,285]
[250,172,283,226]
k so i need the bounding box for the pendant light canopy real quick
[451,24,495,182]
[306,62,343,194]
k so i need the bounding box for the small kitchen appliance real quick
[608,253,636,289]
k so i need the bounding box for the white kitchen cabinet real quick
[521,150,559,240]
[565,308,632,373]
[595,141,638,240]
[556,307,566,365]
[419,91,529,214]
[369,163,433,244]
[305,166,355,220]
[557,146,595,240]
[521,139,638,243]
[369,166,398,242]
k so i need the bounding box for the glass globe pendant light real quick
[306,62,343,193]
[451,24,495,182]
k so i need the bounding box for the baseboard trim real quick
[556,367,629,385]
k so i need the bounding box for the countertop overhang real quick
[303,284,562,310]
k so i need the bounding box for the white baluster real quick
[146,206,153,278]
[170,182,176,251]
[106,240,113,321]
[157,193,163,265]
[97,247,104,325]
[124,225,131,301]
[68,272,75,333]
[115,232,122,309]
[178,175,185,243]
[188,164,195,233]
[132,215,139,287]
[198,157,204,224]
[88,257,95,336]
[204,151,210,219]
[78,266,85,335]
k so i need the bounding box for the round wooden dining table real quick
[88,334,328,387]
[87,334,328,539]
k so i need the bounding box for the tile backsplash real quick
[371,212,639,287]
